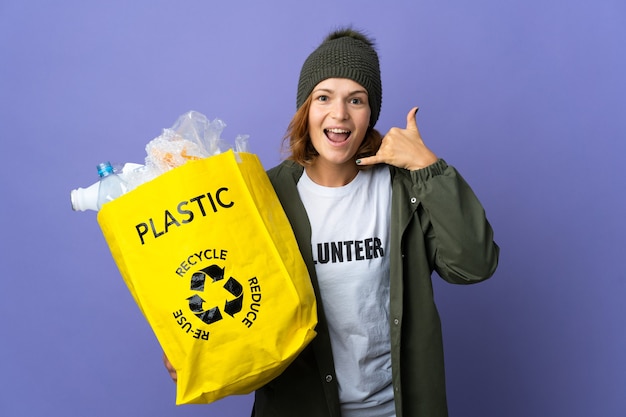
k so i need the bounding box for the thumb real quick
[406,106,419,130]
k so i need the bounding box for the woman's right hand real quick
[162,352,177,383]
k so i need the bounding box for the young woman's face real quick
[307,78,371,168]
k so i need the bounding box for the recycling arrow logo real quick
[186,264,243,325]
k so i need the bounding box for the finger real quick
[405,106,419,130]
[356,155,383,166]
[163,353,178,382]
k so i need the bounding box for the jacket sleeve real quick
[412,159,499,284]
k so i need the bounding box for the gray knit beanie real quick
[297,28,382,127]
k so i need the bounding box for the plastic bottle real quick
[70,162,128,211]
[71,163,144,211]
[95,161,128,210]
[70,181,100,212]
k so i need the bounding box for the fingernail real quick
[356,159,362,165]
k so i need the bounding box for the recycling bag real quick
[97,150,317,405]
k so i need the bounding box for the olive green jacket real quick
[253,159,499,417]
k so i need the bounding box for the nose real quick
[331,101,349,120]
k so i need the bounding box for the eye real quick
[316,95,329,102]
[350,97,366,105]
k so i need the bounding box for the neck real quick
[305,160,359,187]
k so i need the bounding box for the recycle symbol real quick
[186,264,243,325]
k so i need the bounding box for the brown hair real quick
[282,94,383,167]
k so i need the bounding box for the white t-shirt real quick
[297,166,395,417]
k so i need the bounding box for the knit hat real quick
[297,28,382,127]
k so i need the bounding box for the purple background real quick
[1,1,624,416]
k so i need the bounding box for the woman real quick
[256,27,499,417]
[167,28,499,417]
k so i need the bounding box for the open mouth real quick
[324,128,351,143]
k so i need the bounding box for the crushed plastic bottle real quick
[70,181,99,212]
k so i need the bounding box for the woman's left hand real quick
[357,107,438,171]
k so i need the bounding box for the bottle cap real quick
[97,161,115,178]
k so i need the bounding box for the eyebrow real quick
[312,87,368,96]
